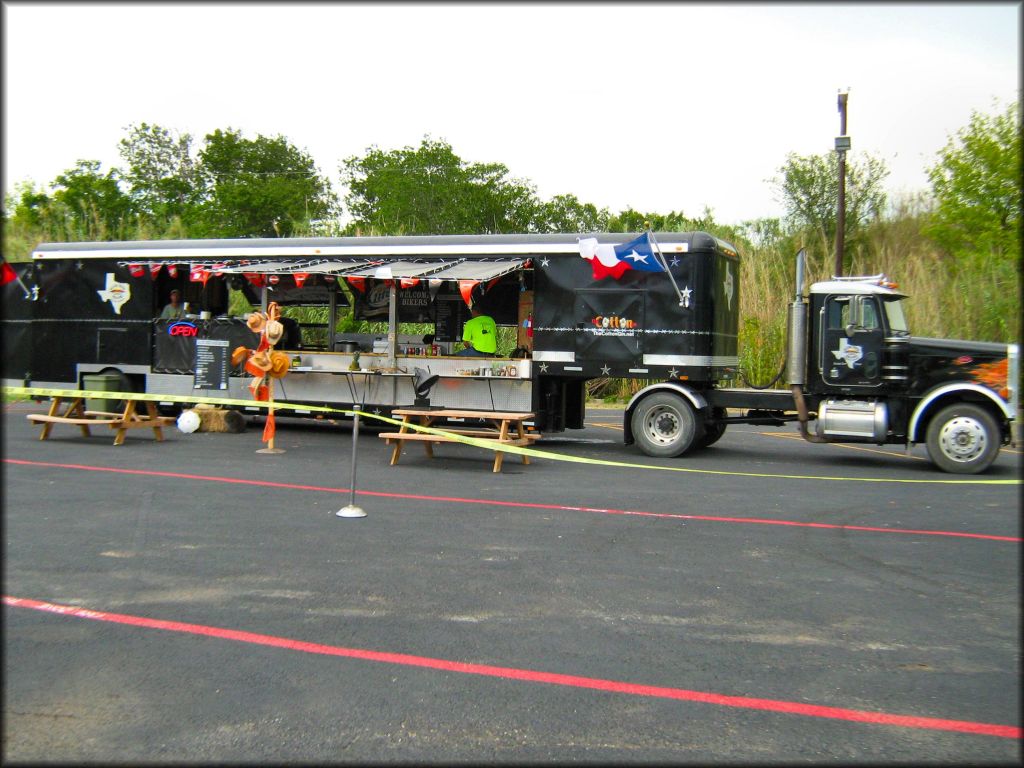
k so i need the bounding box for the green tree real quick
[196,128,338,238]
[924,100,1021,266]
[5,181,54,230]
[531,193,609,233]
[118,122,200,223]
[736,217,786,250]
[771,151,889,267]
[341,137,540,235]
[606,207,747,247]
[50,160,134,238]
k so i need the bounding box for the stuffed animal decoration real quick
[232,301,290,445]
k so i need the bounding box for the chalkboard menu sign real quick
[434,296,467,342]
[397,283,433,323]
[194,338,229,390]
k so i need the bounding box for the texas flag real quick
[1,258,18,286]
[579,232,665,280]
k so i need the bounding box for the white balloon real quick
[177,410,201,434]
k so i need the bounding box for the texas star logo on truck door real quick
[96,273,131,315]
[832,338,863,369]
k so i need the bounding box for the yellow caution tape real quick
[2,385,341,414]
[3,386,1019,485]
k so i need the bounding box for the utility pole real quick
[834,90,850,277]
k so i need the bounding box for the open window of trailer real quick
[125,254,535,359]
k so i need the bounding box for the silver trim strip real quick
[642,354,739,366]
[532,351,575,363]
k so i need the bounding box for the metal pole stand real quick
[256,397,285,454]
[336,394,367,518]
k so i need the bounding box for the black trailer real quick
[2,232,739,434]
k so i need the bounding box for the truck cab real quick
[807,276,909,393]
[623,255,1017,475]
[800,273,1017,473]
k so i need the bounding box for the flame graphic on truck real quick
[958,356,1009,399]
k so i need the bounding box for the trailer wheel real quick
[925,403,1001,474]
[698,407,728,449]
[631,392,705,458]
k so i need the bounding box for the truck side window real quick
[827,297,851,329]
[861,298,880,329]
[829,296,880,331]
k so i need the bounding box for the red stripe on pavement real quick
[4,595,1019,740]
[4,458,1019,542]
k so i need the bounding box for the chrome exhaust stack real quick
[787,248,825,442]
[787,248,807,388]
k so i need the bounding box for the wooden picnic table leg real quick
[420,416,435,459]
[38,397,60,440]
[112,399,138,446]
[38,397,62,440]
[145,401,167,442]
[492,419,511,473]
[390,415,412,465]
[516,420,531,465]
[68,399,92,439]
[42,397,91,439]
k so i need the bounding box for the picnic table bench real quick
[380,408,540,473]
[27,395,176,446]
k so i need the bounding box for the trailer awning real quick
[116,257,528,281]
[426,259,526,281]
[339,258,526,281]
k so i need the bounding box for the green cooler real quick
[83,373,122,414]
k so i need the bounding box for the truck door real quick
[574,289,645,363]
[819,294,883,387]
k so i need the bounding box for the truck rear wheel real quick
[698,407,728,449]
[925,403,1001,474]
[631,392,705,458]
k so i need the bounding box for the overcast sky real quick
[2,1,1019,226]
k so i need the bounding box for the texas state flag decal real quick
[579,232,665,280]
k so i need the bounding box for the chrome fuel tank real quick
[815,398,888,442]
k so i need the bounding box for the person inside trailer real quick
[160,289,184,319]
[457,304,497,357]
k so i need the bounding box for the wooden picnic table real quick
[380,408,539,473]
[27,395,176,446]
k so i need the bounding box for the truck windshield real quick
[884,298,909,334]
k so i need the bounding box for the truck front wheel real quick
[925,403,1001,474]
[631,392,705,458]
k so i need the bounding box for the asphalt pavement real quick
[3,400,1021,763]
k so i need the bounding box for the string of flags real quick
[120,262,501,307]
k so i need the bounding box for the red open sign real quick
[167,322,198,337]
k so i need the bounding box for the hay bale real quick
[189,405,246,433]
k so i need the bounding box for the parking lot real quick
[3,399,1020,763]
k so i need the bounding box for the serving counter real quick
[281,352,533,412]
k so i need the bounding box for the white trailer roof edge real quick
[30,232,717,261]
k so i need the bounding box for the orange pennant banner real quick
[458,280,479,307]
